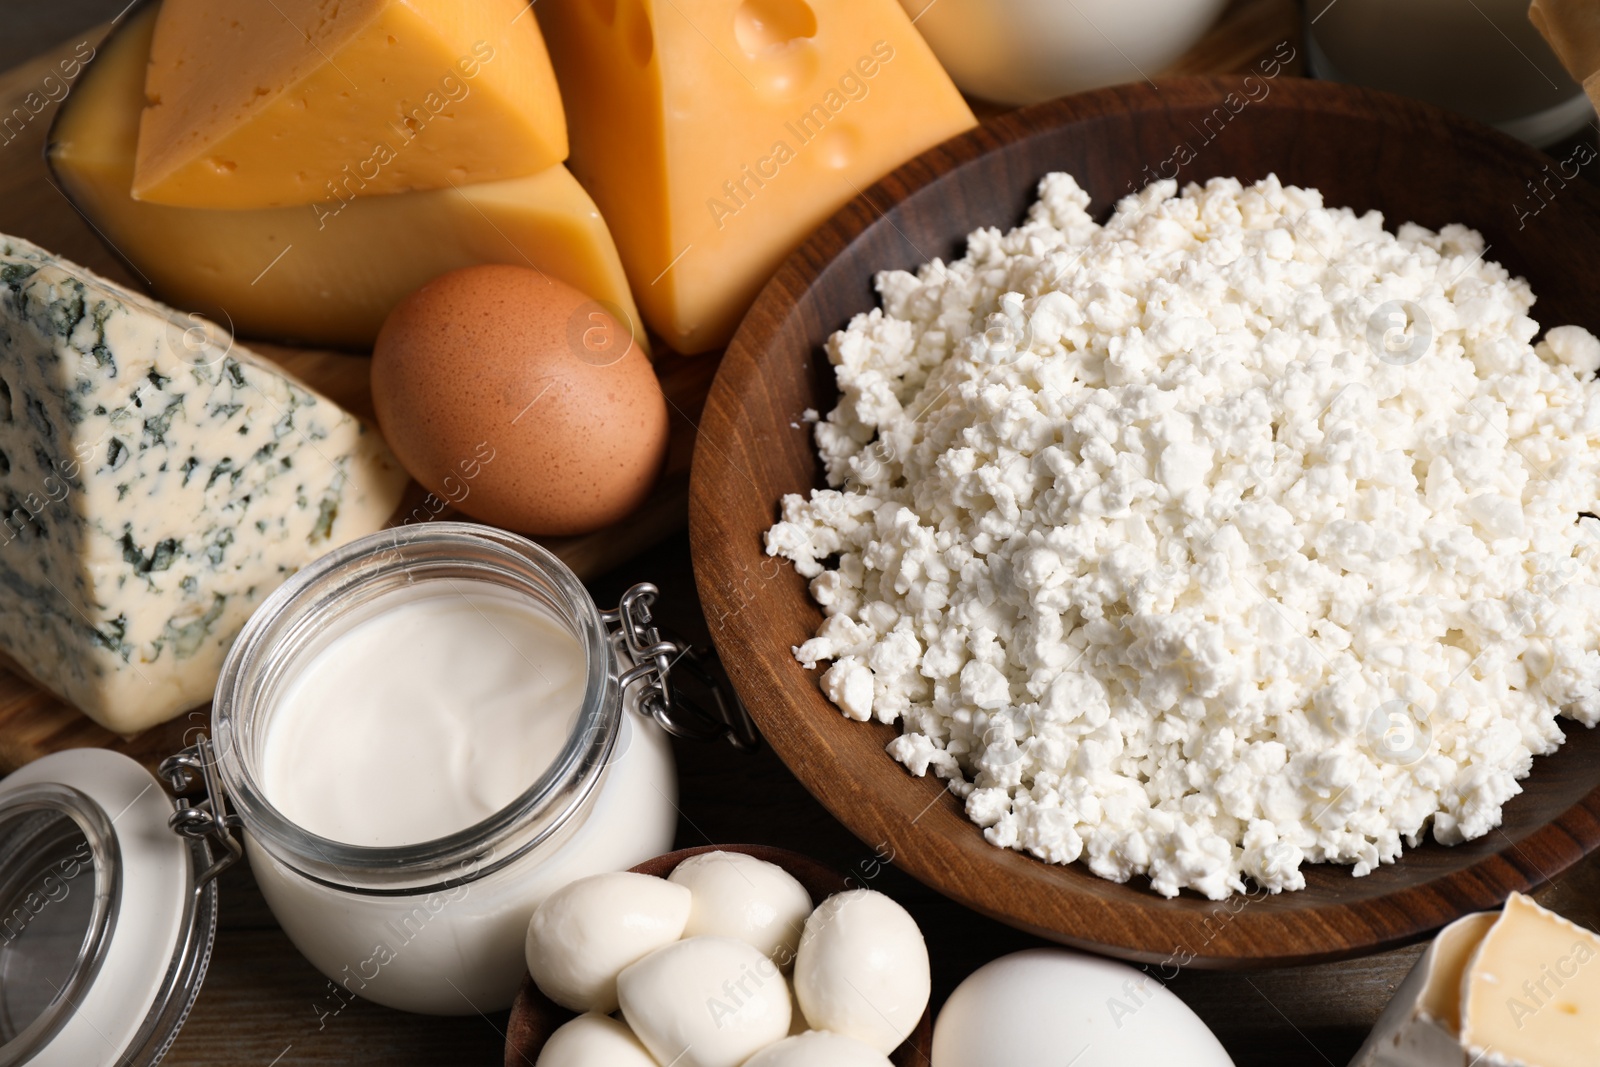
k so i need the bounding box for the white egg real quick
[669,850,813,966]
[535,1013,658,1067]
[742,1030,896,1067]
[525,871,691,1013]
[930,949,1235,1067]
[618,935,792,1067]
[793,890,929,1053]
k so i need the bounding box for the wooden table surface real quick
[4,2,1600,1066]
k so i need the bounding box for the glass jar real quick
[1306,0,1592,146]
[0,522,752,1059]
[205,523,743,1015]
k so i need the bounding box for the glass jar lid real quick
[0,750,218,1067]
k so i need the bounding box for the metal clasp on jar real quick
[604,583,759,750]
[159,738,243,889]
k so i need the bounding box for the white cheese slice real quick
[1350,895,1600,1067]
[1349,911,1497,1067]
[1461,893,1600,1067]
[0,234,407,732]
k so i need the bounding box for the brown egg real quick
[371,266,667,536]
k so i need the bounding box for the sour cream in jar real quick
[211,524,678,1015]
[262,583,586,847]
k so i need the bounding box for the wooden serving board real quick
[0,0,1298,774]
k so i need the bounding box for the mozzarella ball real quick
[794,890,929,1053]
[536,1013,658,1067]
[930,949,1233,1066]
[786,979,808,1036]
[669,851,813,967]
[617,936,791,1067]
[742,1031,896,1066]
[526,872,691,1013]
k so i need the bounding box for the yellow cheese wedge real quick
[132,0,566,209]
[48,4,639,352]
[1531,0,1600,86]
[537,0,976,353]
[1531,0,1600,114]
[1461,893,1600,1067]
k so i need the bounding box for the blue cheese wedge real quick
[0,234,407,732]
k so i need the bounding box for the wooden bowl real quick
[687,77,1600,968]
[504,845,935,1067]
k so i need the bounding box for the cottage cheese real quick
[765,173,1600,899]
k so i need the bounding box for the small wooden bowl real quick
[505,845,934,1067]
[688,77,1600,967]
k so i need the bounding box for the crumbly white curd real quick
[768,172,1600,899]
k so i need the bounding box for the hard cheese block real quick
[0,235,407,733]
[1351,894,1600,1067]
[48,3,640,352]
[1531,0,1600,92]
[537,0,976,353]
[133,0,566,209]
